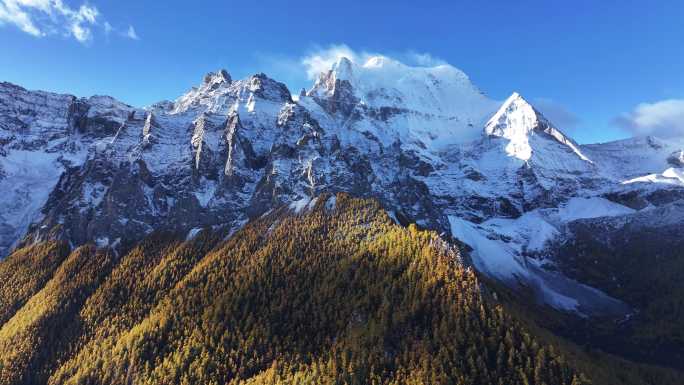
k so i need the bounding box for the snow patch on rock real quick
[289,197,312,214]
[555,197,636,222]
[186,227,203,241]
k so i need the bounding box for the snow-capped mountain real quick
[1,57,683,317]
[306,56,498,149]
[484,92,591,163]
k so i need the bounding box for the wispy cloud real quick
[103,21,139,41]
[0,0,137,43]
[0,0,42,36]
[252,44,463,98]
[299,44,450,81]
[614,99,684,138]
[103,20,112,35]
[301,44,373,80]
[125,24,138,40]
[403,51,447,67]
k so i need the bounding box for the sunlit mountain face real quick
[1,52,683,384]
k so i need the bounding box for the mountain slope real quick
[0,194,579,385]
[0,245,113,385]
[0,241,70,326]
[2,56,684,375]
[1,194,682,384]
[548,200,684,368]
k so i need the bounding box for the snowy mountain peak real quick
[484,92,591,162]
[485,92,543,139]
[172,69,236,114]
[310,54,487,105]
[363,55,392,67]
[170,69,291,115]
[245,73,292,103]
[306,55,499,147]
[331,56,354,81]
[361,55,410,71]
[203,69,232,86]
[668,149,684,167]
[326,55,417,79]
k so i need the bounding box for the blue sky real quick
[1,0,683,144]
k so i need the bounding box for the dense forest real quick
[0,194,680,384]
[553,220,684,369]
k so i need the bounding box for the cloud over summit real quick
[300,44,450,80]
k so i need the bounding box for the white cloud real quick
[300,45,453,81]
[75,3,97,23]
[103,21,140,41]
[615,99,684,138]
[0,0,43,36]
[125,25,138,40]
[403,51,446,67]
[70,22,89,41]
[0,0,134,43]
[533,97,580,130]
[255,44,462,98]
[301,44,371,80]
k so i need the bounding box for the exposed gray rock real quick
[667,150,684,167]
[2,62,684,318]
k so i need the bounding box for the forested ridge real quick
[0,194,680,384]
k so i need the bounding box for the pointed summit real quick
[485,92,591,162]
[203,69,231,86]
[485,92,542,140]
[307,56,355,100]
[331,56,354,80]
[172,69,236,114]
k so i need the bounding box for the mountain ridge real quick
[1,58,683,319]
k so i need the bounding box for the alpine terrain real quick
[1,56,683,384]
